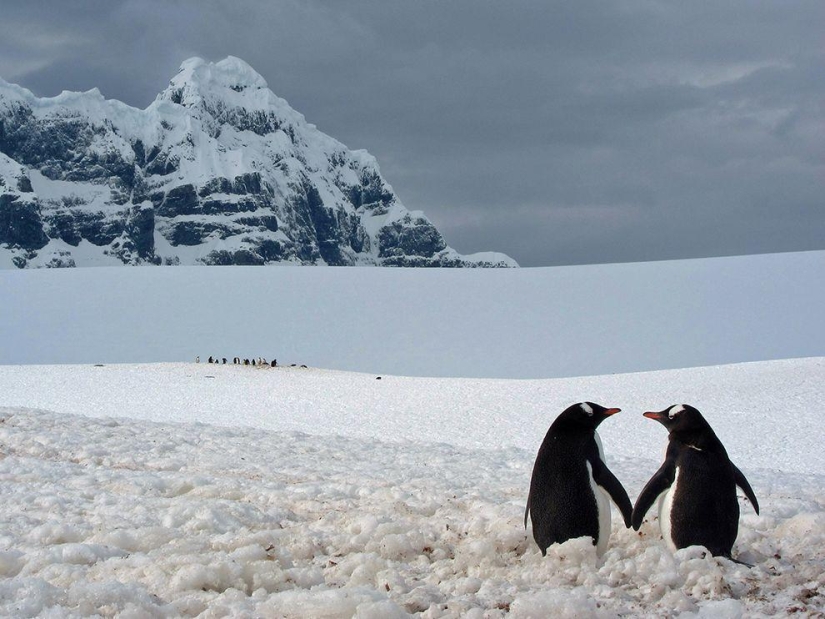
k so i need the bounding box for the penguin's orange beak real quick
[604,407,621,416]
[643,411,666,420]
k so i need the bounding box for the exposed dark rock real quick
[144,150,178,176]
[131,139,146,166]
[347,169,395,209]
[230,249,264,265]
[257,239,282,262]
[200,199,258,214]
[235,215,278,231]
[0,194,49,250]
[378,216,447,259]
[46,211,83,246]
[168,221,209,246]
[158,184,199,217]
[75,211,125,246]
[233,172,262,194]
[201,249,232,265]
[199,177,233,197]
[17,175,32,192]
[126,205,155,258]
[200,248,265,266]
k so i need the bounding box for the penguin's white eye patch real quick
[580,403,594,416]
[668,405,685,419]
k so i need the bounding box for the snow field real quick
[2,250,824,378]
[0,360,824,616]
[0,359,822,472]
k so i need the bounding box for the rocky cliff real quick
[0,57,516,268]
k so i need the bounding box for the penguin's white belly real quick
[588,432,612,556]
[657,467,680,553]
[587,462,612,556]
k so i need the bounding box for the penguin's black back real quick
[527,426,600,554]
[668,442,740,556]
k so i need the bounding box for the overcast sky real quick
[1,1,822,266]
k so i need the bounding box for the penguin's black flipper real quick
[590,456,633,527]
[631,459,675,530]
[732,463,759,515]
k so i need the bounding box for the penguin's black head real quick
[643,404,711,436]
[557,402,621,430]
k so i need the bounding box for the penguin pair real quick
[525,403,759,560]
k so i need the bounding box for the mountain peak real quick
[0,57,517,269]
[171,57,268,91]
[160,56,272,111]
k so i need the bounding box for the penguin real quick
[208,356,214,364]
[525,402,632,556]
[631,404,759,559]
[270,359,277,368]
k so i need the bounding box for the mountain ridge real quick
[0,56,516,268]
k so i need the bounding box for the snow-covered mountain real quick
[0,57,516,268]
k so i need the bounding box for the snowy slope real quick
[0,359,823,617]
[0,57,515,269]
[1,250,823,377]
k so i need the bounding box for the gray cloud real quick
[2,0,822,265]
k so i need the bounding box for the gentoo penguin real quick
[525,402,632,556]
[631,404,759,558]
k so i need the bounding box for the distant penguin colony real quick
[631,404,759,559]
[195,355,295,369]
[524,402,759,562]
[525,402,632,556]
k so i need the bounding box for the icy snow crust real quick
[0,359,823,617]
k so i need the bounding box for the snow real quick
[0,250,824,615]
[0,151,25,181]
[0,359,823,617]
[1,250,823,377]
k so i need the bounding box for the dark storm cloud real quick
[1,0,822,265]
